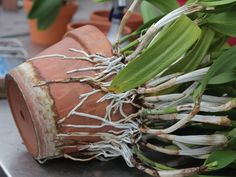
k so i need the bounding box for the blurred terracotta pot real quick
[23,0,78,45]
[2,0,18,11]
[6,25,134,161]
[67,21,131,35]
[90,10,143,31]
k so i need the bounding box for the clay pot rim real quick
[91,10,143,23]
[67,21,132,35]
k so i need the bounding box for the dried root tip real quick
[131,158,160,177]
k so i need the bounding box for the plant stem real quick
[115,0,142,51]
[121,38,140,53]
[133,147,174,170]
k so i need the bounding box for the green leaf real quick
[163,28,215,75]
[208,34,228,53]
[193,175,230,177]
[227,127,236,149]
[206,10,236,37]
[194,46,236,98]
[110,15,201,93]
[140,1,159,23]
[28,0,46,19]
[145,0,179,14]
[199,0,236,6]
[204,150,236,170]
[209,70,236,85]
[28,0,62,30]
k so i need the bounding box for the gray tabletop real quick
[0,99,148,177]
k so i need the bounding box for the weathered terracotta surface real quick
[6,25,134,161]
[90,10,143,31]
[23,0,78,45]
[67,21,131,35]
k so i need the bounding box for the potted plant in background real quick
[23,0,78,45]
[67,0,131,40]
[67,0,133,44]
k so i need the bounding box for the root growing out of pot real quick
[33,46,230,177]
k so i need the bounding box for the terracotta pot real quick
[23,0,78,45]
[6,25,134,161]
[67,21,131,35]
[2,0,18,11]
[90,10,143,32]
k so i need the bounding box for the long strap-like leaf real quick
[110,15,201,93]
[163,28,215,76]
[193,46,236,100]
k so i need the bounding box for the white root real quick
[165,82,199,108]
[147,114,231,126]
[157,134,228,146]
[115,0,142,46]
[144,94,185,103]
[202,95,233,104]
[146,72,183,88]
[138,67,209,94]
[67,66,108,73]
[64,153,102,162]
[146,143,218,156]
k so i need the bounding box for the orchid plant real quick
[33,0,236,176]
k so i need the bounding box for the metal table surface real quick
[0,99,148,177]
